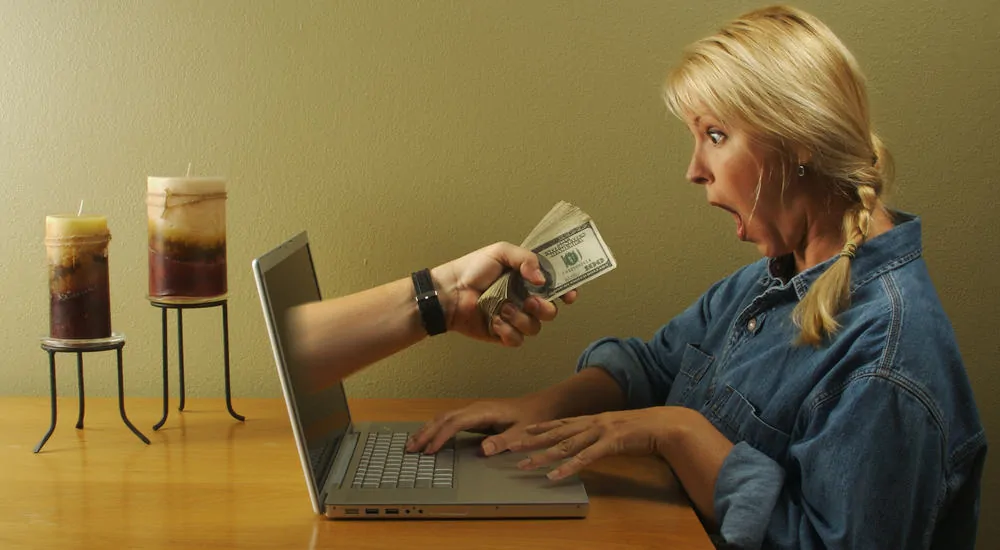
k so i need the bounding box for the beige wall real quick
[2,0,996,546]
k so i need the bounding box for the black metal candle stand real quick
[35,333,151,453]
[148,297,245,431]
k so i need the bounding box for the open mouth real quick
[710,202,746,240]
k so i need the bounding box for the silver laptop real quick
[252,231,589,519]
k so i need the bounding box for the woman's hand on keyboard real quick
[507,407,689,480]
[405,398,553,455]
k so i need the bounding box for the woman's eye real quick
[707,129,726,145]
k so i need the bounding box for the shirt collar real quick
[765,210,923,301]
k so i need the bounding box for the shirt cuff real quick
[575,337,654,409]
[715,441,785,549]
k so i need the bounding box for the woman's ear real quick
[794,145,813,166]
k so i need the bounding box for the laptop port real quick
[344,508,359,515]
[385,508,399,515]
[365,508,379,515]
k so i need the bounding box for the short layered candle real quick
[147,177,228,300]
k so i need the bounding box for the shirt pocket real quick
[676,344,714,402]
[708,384,790,463]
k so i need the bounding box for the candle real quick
[45,214,112,340]
[147,176,228,301]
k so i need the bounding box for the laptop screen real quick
[256,235,352,497]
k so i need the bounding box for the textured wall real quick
[1,1,997,546]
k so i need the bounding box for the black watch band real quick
[412,268,447,336]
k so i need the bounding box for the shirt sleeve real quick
[714,375,952,549]
[574,276,727,410]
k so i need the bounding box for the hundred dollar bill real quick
[477,201,617,331]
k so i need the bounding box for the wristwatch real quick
[411,268,447,336]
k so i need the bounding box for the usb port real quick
[344,508,359,515]
[365,508,379,515]
[385,508,399,515]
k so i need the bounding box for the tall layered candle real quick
[45,215,112,340]
[147,177,227,300]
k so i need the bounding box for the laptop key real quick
[436,452,454,466]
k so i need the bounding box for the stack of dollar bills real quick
[477,201,617,331]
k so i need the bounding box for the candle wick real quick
[186,162,192,177]
[77,200,84,216]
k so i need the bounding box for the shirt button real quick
[747,317,758,333]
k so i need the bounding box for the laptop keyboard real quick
[351,432,455,489]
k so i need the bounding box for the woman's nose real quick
[686,153,710,185]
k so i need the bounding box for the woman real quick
[295,5,985,548]
[406,6,985,549]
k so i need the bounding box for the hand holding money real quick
[477,202,617,332]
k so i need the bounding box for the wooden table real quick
[0,397,713,549]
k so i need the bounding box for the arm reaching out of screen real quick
[287,241,578,389]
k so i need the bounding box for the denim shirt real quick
[576,212,986,549]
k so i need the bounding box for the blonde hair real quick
[663,5,895,346]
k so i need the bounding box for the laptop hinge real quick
[321,431,359,500]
